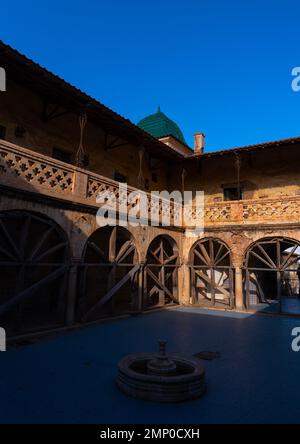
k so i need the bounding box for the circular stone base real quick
[116,353,206,403]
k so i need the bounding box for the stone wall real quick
[170,142,300,203]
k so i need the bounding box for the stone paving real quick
[1,307,300,424]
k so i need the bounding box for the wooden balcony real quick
[1,140,299,229]
[0,140,181,227]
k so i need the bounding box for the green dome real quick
[137,107,186,144]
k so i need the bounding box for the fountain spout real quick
[147,340,177,376]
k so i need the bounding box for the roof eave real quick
[186,136,300,160]
[0,40,185,161]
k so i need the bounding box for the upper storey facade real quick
[1,40,300,229]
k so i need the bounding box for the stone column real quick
[179,262,190,305]
[235,266,244,310]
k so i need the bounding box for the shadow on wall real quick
[0,191,181,337]
[2,162,300,338]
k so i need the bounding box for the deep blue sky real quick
[1,0,300,151]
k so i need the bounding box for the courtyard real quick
[0,307,300,424]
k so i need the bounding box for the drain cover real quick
[193,351,220,361]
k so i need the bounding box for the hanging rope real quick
[234,152,241,199]
[75,113,87,167]
[137,146,145,188]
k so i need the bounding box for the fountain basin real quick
[116,352,206,403]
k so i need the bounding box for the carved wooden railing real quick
[0,140,182,227]
[0,141,75,196]
[203,197,300,226]
[1,140,299,228]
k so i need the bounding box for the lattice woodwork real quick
[0,147,73,192]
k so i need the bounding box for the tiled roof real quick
[189,136,300,159]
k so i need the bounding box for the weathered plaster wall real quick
[170,144,300,203]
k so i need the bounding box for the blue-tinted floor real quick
[250,297,300,314]
[1,307,300,424]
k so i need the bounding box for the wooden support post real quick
[172,267,178,303]
[277,270,282,313]
[276,239,282,313]
[130,264,142,313]
[143,266,148,310]
[108,263,116,315]
[159,265,165,305]
[136,263,144,312]
[211,268,215,307]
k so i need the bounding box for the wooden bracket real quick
[42,100,70,122]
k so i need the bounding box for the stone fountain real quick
[116,341,206,403]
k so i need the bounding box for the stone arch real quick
[78,226,139,321]
[144,234,179,309]
[243,236,300,313]
[189,237,234,308]
[0,209,70,336]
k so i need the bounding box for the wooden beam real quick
[115,240,134,263]
[28,226,55,261]
[0,265,68,315]
[34,241,68,262]
[0,219,22,260]
[83,264,140,320]
[42,100,70,122]
[88,241,107,263]
[257,243,277,268]
[146,267,176,302]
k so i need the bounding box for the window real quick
[52,147,72,164]
[223,186,243,201]
[114,170,127,183]
[0,125,6,140]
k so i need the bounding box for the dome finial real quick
[157,105,161,113]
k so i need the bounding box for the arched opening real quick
[79,226,139,321]
[243,237,300,313]
[189,238,234,308]
[144,235,179,309]
[0,210,69,336]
